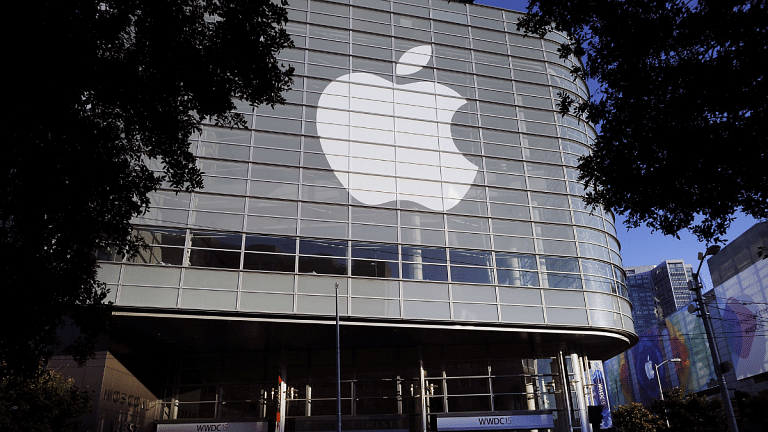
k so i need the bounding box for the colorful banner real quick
[714,259,768,380]
[589,361,613,429]
[632,324,666,406]
[664,307,715,393]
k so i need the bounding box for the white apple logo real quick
[644,356,655,380]
[316,45,479,211]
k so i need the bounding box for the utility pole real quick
[690,246,739,432]
[336,282,342,432]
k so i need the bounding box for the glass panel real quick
[489,203,530,220]
[351,207,397,224]
[402,282,449,300]
[241,272,294,293]
[193,194,246,213]
[351,298,401,318]
[190,231,242,250]
[190,211,244,231]
[243,253,295,272]
[351,260,399,278]
[446,216,489,233]
[491,220,532,236]
[493,236,535,253]
[250,165,300,183]
[249,181,300,200]
[299,239,348,257]
[534,223,574,240]
[539,256,579,272]
[118,286,179,308]
[298,256,348,275]
[447,231,491,249]
[402,300,450,319]
[543,290,585,307]
[531,207,571,223]
[180,289,237,311]
[189,249,241,269]
[496,270,539,287]
[129,246,184,265]
[296,295,349,314]
[201,176,247,195]
[183,268,239,289]
[540,272,582,289]
[122,265,181,287]
[499,305,544,324]
[352,279,400,298]
[453,303,498,321]
[402,247,447,263]
[450,249,493,267]
[450,266,493,284]
[401,227,445,246]
[498,287,541,305]
[301,203,349,221]
[402,263,448,281]
[495,253,537,269]
[351,224,398,242]
[351,243,398,260]
[452,284,496,303]
[400,211,444,229]
[198,159,249,178]
[297,275,348,295]
[546,308,588,325]
[240,292,294,313]
[246,216,297,235]
[253,132,301,150]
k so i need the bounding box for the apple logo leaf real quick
[396,45,432,76]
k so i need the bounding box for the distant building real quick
[624,261,694,333]
[604,223,768,414]
[625,265,657,333]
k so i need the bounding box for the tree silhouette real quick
[0,0,293,383]
[518,0,767,243]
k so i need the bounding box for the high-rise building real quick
[624,265,657,333]
[56,2,636,432]
[624,260,694,333]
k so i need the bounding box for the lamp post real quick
[690,246,739,432]
[335,282,342,432]
[654,358,680,428]
[654,358,681,401]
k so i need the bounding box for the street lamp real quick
[654,358,681,400]
[690,245,739,432]
[654,358,680,428]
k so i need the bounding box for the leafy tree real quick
[651,388,726,432]
[0,0,293,383]
[612,402,666,432]
[0,366,92,432]
[518,0,767,243]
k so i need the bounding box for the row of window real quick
[279,47,587,104]
[194,130,593,163]
[102,264,629,315]
[140,196,617,246]
[283,42,585,102]
[285,0,567,44]
[112,228,623,287]
[137,203,618,248]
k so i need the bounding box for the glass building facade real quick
[91,1,637,432]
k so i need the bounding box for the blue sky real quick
[474,0,762,288]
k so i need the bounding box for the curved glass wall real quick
[99,0,633,335]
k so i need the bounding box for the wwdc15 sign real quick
[436,414,555,431]
[316,45,479,211]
